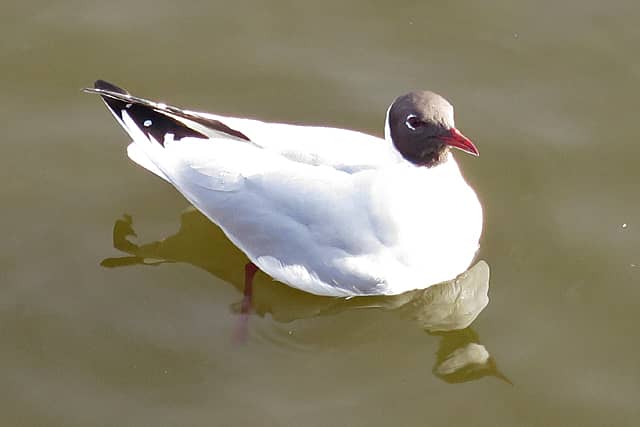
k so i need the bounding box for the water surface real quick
[2,1,639,425]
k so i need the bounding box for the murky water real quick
[2,1,639,425]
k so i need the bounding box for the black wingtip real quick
[94,80,129,95]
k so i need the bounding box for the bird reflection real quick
[101,207,508,384]
[432,328,511,384]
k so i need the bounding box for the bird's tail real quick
[83,80,251,147]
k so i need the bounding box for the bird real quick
[84,80,482,299]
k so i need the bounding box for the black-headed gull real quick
[85,80,482,297]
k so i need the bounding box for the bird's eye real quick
[405,114,423,131]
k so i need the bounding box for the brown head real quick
[386,91,478,167]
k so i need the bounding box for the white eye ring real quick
[405,114,419,131]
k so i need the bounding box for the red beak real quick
[440,128,479,157]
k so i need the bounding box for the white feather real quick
[127,122,481,296]
[97,93,482,296]
[127,143,169,181]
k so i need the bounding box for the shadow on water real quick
[101,207,509,384]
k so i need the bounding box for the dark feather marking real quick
[125,103,208,144]
[95,79,129,95]
[187,115,250,141]
[89,80,251,145]
[100,95,207,145]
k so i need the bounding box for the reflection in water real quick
[102,207,508,383]
[432,328,511,385]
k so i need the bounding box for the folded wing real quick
[84,80,393,179]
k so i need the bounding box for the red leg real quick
[234,262,258,343]
[241,262,259,314]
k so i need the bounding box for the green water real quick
[2,1,639,425]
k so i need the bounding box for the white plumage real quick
[87,81,482,297]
